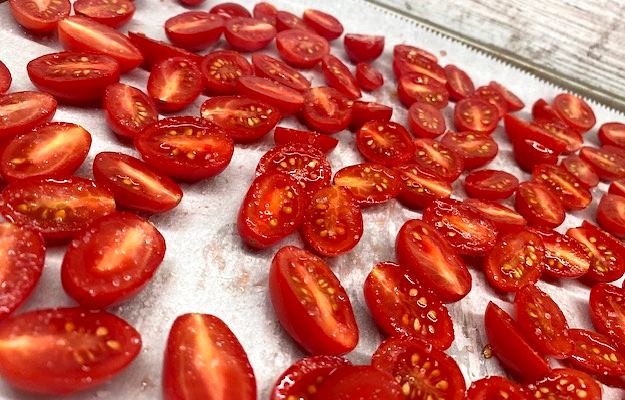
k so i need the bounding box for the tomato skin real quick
[209,2,251,19]
[344,34,385,63]
[590,284,625,349]
[464,199,527,235]
[504,113,567,155]
[484,302,551,382]
[580,145,625,181]
[224,17,276,52]
[0,61,11,94]
[135,117,234,181]
[440,131,498,170]
[92,152,183,213]
[412,138,464,181]
[465,376,528,400]
[0,308,141,395]
[73,0,135,28]
[57,17,143,72]
[9,0,71,32]
[356,120,415,166]
[395,219,472,302]
[273,127,338,153]
[275,11,309,32]
[567,222,625,283]
[609,179,625,197]
[530,228,590,279]
[270,355,351,400]
[236,76,304,115]
[599,122,625,149]
[394,44,438,64]
[398,72,449,109]
[179,0,206,5]
[333,163,401,206]
[489,81,524,111]
[302,9,343,40]
[251,54,311,92]
[61,212,165,308]
[165,12,224,51]
[302,87,352,134]
[526,368,601,400]
[0,91,57,140]
[534,118,583,154]
[444,64,475,101]
[276,29,330,69]
[395,164,452,210]
[350,101,392,131]
[568,328,625,376]
[393,45,446,83]
[363,261,454,350]
[515,181,565,228]
[513,138,558,173]
[316,365,403,400]
[321,55,361,99]
[163,313,256,400]
[597,193,625,238]
[269,246,359,355]
[561,154,600,188]
[553,93,596,133]
[253,2,277,25]
[200,50,253,95]
[454,97,498,134]
[464,169,519,200]
[103,83,158,139]
[147,57,203,113]
[407,102,446,138]
[0,223,45,320]
[531,163,592,211]
[127,32,202,71]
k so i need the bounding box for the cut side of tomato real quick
[489,81,524,111]
[333,163,400,207]
[597,193,625,238]
[580,145,625,181]
[269,246,358,354]
[276,29,330,69]
[344,34,384,63]
[407,102,446,138]
[395,164,452,210]
[609,179,625,197]
[444,64,474,101]
[398,72,449,109]
[474,85,507,118]
[350,101,392,131]
[253,2,277,25]
[393,45,446,83]
[275,11,309,32]
[532,163,592,210]
[534,118,583,154]
[440,131,498,170]
[0,91,57,140]
[599,122,625,149]
[561,154,599,188]
[251,54,310,92]
[321,55,361,99]
[302,87,352,134]
[395,219,471,302]
[531,228,590,279]
[316,365,403,400]
[356,120,414,166]
[127,31,202,70]
[200,50,253,95]
[466,376,527,400]
[553,93,596,132]
[412,139,464,181]
[0,308,141,395]
[224,17,276,52]
[568,221,625,283]
[165,11,224,51]
[393,44,438,63]
[9,0,71,32]
[103,83,158,140]
[464,169,519,200]
[0,61,11,94]
[273,127,338,154]
[73,0,135,28]
[302,9,343,40]
[515,181,565,228]
[504,113,567,155]
[236,76,304,115]
[568,328,625,377]
[454,98,498,134]
[148,57,202,112]
[590,284,625,354]
[526,368,601,400]
[163,313,256,400]
[464,199,527,235]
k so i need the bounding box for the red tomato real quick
[255,143,331,198]
[568,328,625,377]
[489,81,524,111]
[609,179,625,197]
[484,302,550,382]
[0,223,44,320]
[127,32,202,70]
[163,313,256,400]
[531,228,590,279]
[236,76,304,115]
[590,284,625,353]
[395,219,471,302]
[532,98,561,121]
[321,55,361,99]
[165,11,224,51]
[0,308,141,395]
[393,45,446,83]
[567,222,625,283]
[412,138,464,181]
[504,113,567,155]
[356,120,414,166]
[61,212,165,308]
[269,246,359,354]
[561,154,599,188]
[598,193,625,238]
[200,50,253,95]
[302,87,352,134]
[147,57,202,113]
[103,83,158,139]
[466,376,527,400]
[440,131,498,170]
[0,91,57,140]
[273,127,338,153]
[1,177,115,241]
[270,355,351,400]
[58,17,142,72]
[0,61,11,94]
[251,54,310,92]
[224,17,276,52]
[300,186,363,257]
[464,169,519,200]
[407,102,446,138]
[395,164,452,210]
[474,85,507,118]
[179,0,206,6]
[424,198,497,256]
[599,122,625,149]
[532,163,592,210]
[73,0,135,28]
[394,44,438,63]
[9,0,70,32]
[343,34,385,63]
[1,122,91,182]
[444,64,474,101]
[253,2,277,25]
[302,9,343,40]
[316,365,403,400]
[200,95,280,143]
[453,98,498,134]
[349,101,392,131]
[93,152,183,213]
[372,337,466,400]
[553,93,596,132]
[364,261,454,349]
[580,145,625,181]
[513,138,558,173]
[209,2,251,19]
[276,29,330,69]
[135,116,234,181]
[238,173,304,249]
[534,118,583,154]
[515,181,565,228]
[464,199,527,235]
[398,72,449,109]
[333,163,401,206]
[526,368,601,400]
[275,11,309,32]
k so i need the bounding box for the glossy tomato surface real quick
[398,72,449,109]
[464,169,519,200]
[276,29,330,68]
[302,87,352,134]
[273,127,338,153]
[590,284,625,353]
[302,9,343,40]
[464,199,527,235]
[164,11,224,51]
[253,2,277,25]
[251,53,310,92]
[553,93,596,132]
[393,44,445,83]
[490,81,524,111]
[474,85,507,118]
[395,164,452,210]
[350,101,392,131]
[344,34,384,63]
[200,50,253,95]
[580,145,625,181]
[599,122,625,149]
[407,102,446,138]
[567,222,625,283]
[275,10,309,31]
[526,368,601,400]
[73,0,135,28]
[515,181,565,228]
[454,97,498,134]
[321,55,361,99]
[209,2,251,19]
[103,83,158,139]
[9,0,70,32]
[561,154,600,188]
[0,91,57,140]
[128,31,202,70]
[315,365,403,400]
[444,64,474,101]
[0,61,11,94]
[236,76,304,115]
[224,17,276,52]
[597,193,625,238]
[513,138,558,173]
[568,328,625,377]
[465,376,527,400]
[440,131,498,170]
[333,163,401,206]
[531,228,590,279]
[147,57,203,112]
[356,120,414,166]
[412,139,464,181]
[532,163,591,211]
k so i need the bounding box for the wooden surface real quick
[373,0,625,109]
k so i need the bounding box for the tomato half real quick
[0,223,45,320]
[364,261,454,349]
[580,145,625,181]
[474,85,507,118]
[0,61,11,94]
[127,31,202,70]
[165,11,224,51]
[561,154,600,188]
[147,57,202,112]
[236,76,304,115]
[356,120,415,166]
[532,163,592,210]
[515,181,565,228]
[93,152,183,213]
[464,169,519,200]
[276,29,330,69]
[349,101,392,131]
[464,199,527,235]
[209,2,251,19]
[73,0,135,28]
[393,44,437,63]
[504,113,567,155]
[135,116,234,181]
[568,328,625,376]
[444,64,475,101]
[103,83,158,139]
[224,17,276,52]
[163,313,256,400]
[316,365,403,400]
[453,97,498,134]
[534,118,583,154]
[57,16,142,72]
[567,222,625,283]
[395,164,452,210]
[599,122,625,149]
[590,284,625,353]
[200,50,253,95]
[526,368,601,400]
[333,163,401,206]
[513,138,558,173]
[372,337,466,400]
[597,193,625,238]
[531,228,590,279]
[270,355,351,400]
[9,0,70,32]
[275,11,309,31]
[395,219,471,302]
[484,302,550,382]
[466,376,527,400]
[393,45,446,83]
[0,91,57,140]
[251,54,311,92]
[440,131,498,170]
[0,308,141,395]
[61,212,165,308]
[321,55,361,99]
[269,246,359,354]
[255,143,331,198]
[302,87,352,134]
[553,93,596,132]
[300,186,363,257]
[1,177,115,241]
[398,72,449,109]
[179,0,205,4]
[302,9,343,40]
[238,173,305,249]
[344,34,384,63]
[412,138,464,181]
[253,2,277,25]
[273,127,338,153]
[407,102,445,138]
[609,179,625,197]
[489,81,524,111]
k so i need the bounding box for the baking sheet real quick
[0,0,624,398]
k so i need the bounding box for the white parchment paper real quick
[0,0,624,398]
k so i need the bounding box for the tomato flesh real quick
[128,31,202,70]
[0,91,57,140]
[251,53,311,92]
[0,61,11,94]
[344,34,384,63]
[553,93,596,132]
[444,64,474,101]
[580,145,625,180]
[515,181,565,228]
[200,50,253,95]
[489,81,524,111]
[599,122,625,149]
[253,2,277,25]
[609,179,625,197]
[273,127,338,154]
[597,193,625,238]
[464,169,518,200]
[474,85,507,119]
[302,9,343,40]
[236,76,304,115]
[395,164,452,210]
[454,98,498,134]
[464,199,527,235]
[321,55,361,99]
[73,0,135,28]
[567,222,625,283]
[398,72,449,109]
[504,113,567,155]
[356,120,415,166]
[407,102,446,138]
[103,83,158,139]
[316,365,403,399]
[276,29,330,69]
[526,368,601,400]
[224,17,276,52]
[561,154,599,188]
[440,131,498,170]
[9,0,71,32]
[393,45,446,83]
[568,328,625,377]
[590,284,625,354]
[531,228,590,279]
[302,87,352,134]
[165,11,225,51]
[148,57,202,112]
[466,376,527,400]
[350,101,392,131]
[333,163,401,206]
[412,138,464,181]
[209,2,251,19]
[513,138,558,173]
[534,118,583,154]
[275,11,309,32]
[532,163,592,210]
